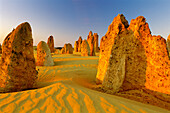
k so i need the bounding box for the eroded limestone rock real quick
[97,14,170,94]
[87,31,95,56]
[78,36,82,52]
[81,40,90,56]
[130,17,170,94]
[74,41,78,52]
[55,49,61,54]
[0,22,38,92]
[37,41,54,66]
[166,34,170,56]
[96,14,129,84]
[61,43,73,54]
[47,35,55,53]
[103,30,147,92]
[0,43,2,54]
[93,33,99,53]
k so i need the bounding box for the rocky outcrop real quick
[128,16,170,94]
[81,40,90,56]
[61,48,64,54]
[93,33,99,53]
[103,30,147,92]
[74,41,78,52]
[0,43,2,54]
[61,43,73,54]
[47,35,55,53]
[97,14,170,94]
[78,36,82,52]
[166,34,170,56]
[55,49,61,54]
[87,31,95,56]
[36,41,54,66]
[96,14,129,84]
[0,22,37,92]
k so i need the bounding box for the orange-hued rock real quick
[96,14,129,84]
[81,40,90,56]
[47,35,55,53]
[98,15,170,94]
[78,36,82,52]
[61,48,65,54]
[102,30,147,92]
[93,33,99,52]
[36,41,54,66]
[61,43,73,54]
[128,16,170,94]
[87,31,95,56]
[74,41,78,52]
[54,49,61,54]
[166,34,170,56]
[0,22,37,92]
[0,43,2,54]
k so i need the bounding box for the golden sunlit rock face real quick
[37,41,54,66]
[74,41,78,52]
[47,35,55,53]
[96,14,129,84]
[81,39,90,56]
[87,31,95,56]
[54,49,60,54]
[129,16,170,94]
[93,33,99,53]
[78,36,82,52]
[0,22,38,92]
[97,14,170,94]
[0,43,2,54]
[103,30,147,92]
[166,34,170,56]
[61,43,73,54]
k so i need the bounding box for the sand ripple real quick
[0,54,168,113]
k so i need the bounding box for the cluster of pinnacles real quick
[0,14,170,97]
[74,36,82,52]
[74,31,99,56]
[61,43,73,54]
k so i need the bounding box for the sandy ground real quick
[0,51,169,113]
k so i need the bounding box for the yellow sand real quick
[0,52,169,113]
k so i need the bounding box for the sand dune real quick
[0,53,169,113]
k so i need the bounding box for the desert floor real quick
[0,51,169,113]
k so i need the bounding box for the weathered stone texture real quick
[61,43,73,54]
[103,30,147,92]
[97,14,170,94]
[74,41,78,52]
[47,35,55,53]
[55,49,61,54]
[78,36,82,52]
[166,34,170,56]
[0,44,2,54]
[87,31,95,56]
[81,40,90,56]
[61,48,65,54]
[0,22,37,92]
[93,33,99,53]
[128,16,170,94]
[37,41,54,66]
[96,14,129,84]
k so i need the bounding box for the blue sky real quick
[0,0,170,47]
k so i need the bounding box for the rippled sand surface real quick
[0,53,168,113]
